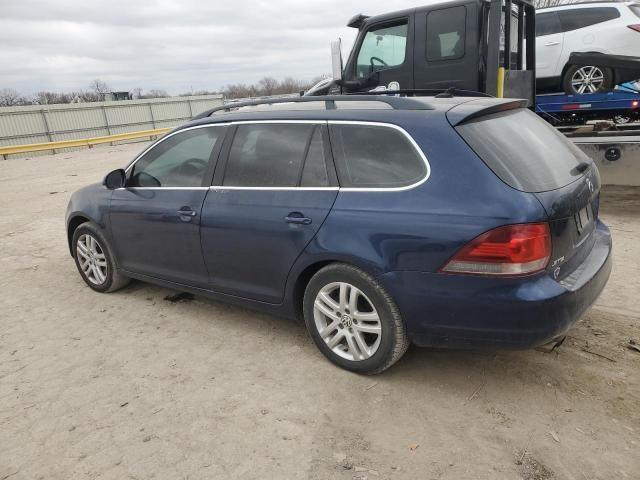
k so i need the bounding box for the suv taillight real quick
[628,24,640,33]
[441,223,551,276]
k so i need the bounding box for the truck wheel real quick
[563,65,614,95]
[613,114,632,125]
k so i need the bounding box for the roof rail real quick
[192,95,434,119]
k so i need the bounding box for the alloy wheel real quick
[76,234,108,285]
[571,66,604,94]
[313,282,382,361]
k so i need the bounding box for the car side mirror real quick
[103,169,126,190]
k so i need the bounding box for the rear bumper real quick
[378,221,612,349]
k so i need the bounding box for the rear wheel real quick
[562,65,614,95]
[72,222,130,293]
[303,263,409,374]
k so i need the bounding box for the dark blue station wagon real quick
[66,96,612,374]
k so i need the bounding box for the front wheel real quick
[303,263,409,374]
[562,64,614,95]
[72,222,130,293]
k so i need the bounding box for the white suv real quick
[536,1,640,94]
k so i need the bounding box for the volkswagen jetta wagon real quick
[66,95,612,374]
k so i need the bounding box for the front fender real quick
[65,183,113,254]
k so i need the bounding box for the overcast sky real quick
[0,0,426,95]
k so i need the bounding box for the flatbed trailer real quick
[536,90,640,125]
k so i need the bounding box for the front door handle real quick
[285,212,312,225]
[177,207,197,221]
[544,41,560,46]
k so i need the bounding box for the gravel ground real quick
[1,143,639,480]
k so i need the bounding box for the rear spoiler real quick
[446,98,528,126]
[568,53,640,86]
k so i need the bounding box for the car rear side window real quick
[536,12,562,36]
[329,124,427,189]
[558,7,620,32]
[631,5,640,18]
[456,108,590,193]
[129,127,223,187]
[426,6,466,61]
[223,123,331,188]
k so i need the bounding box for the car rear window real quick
[630,5,640,18]
[455,109,590,193]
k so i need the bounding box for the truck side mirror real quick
[103,169,126,190]
[331,39,343,83]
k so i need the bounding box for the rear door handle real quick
[285,212,312,225]
[544,41,560,46]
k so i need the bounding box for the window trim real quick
[425,5,467,63]
[123,123,228,190]
[122,120,431,193]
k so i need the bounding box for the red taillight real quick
[441,223,551,276]
[628,24,640,33]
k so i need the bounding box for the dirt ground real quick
[1,142,639,480]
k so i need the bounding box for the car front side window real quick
[129,127,223,188]
[356,21,408,78]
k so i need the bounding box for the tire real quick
[303,263,409,374]
[71,221,130,293]
[562,64,614,95]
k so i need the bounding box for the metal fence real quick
[0,94,224,158]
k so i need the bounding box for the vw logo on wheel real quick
[341,314,353,328]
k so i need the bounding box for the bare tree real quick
[0,88,24,107]
[258,77,279,96]
[144,89,169,98]
[89,79,111,100]
[130,87,143,99]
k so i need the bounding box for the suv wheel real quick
[303,263,409,374]
[72,222,130,293]
[563,65,613,94]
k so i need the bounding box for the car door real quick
[109,125,226,288]
[200,122,338,303]
[536,11,564,79]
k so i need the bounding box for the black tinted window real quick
[558,7,620,32]
[224,124,329,187]
[426,6,466,61]
[130,127,222,187]
[456,109,590,192]
[329,124,426,188]
[536,12,562,36]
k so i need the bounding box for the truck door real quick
[414,3,479,90]
[348,18,414,90]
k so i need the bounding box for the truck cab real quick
[309,0,537,104]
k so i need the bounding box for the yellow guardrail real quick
[0,127,171,158]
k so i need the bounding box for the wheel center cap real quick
[341,314,352,328]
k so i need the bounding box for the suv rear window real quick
[558,7,620,32]
[456,109,590,192]
[630,5,640,18]
[329,124,427,188]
